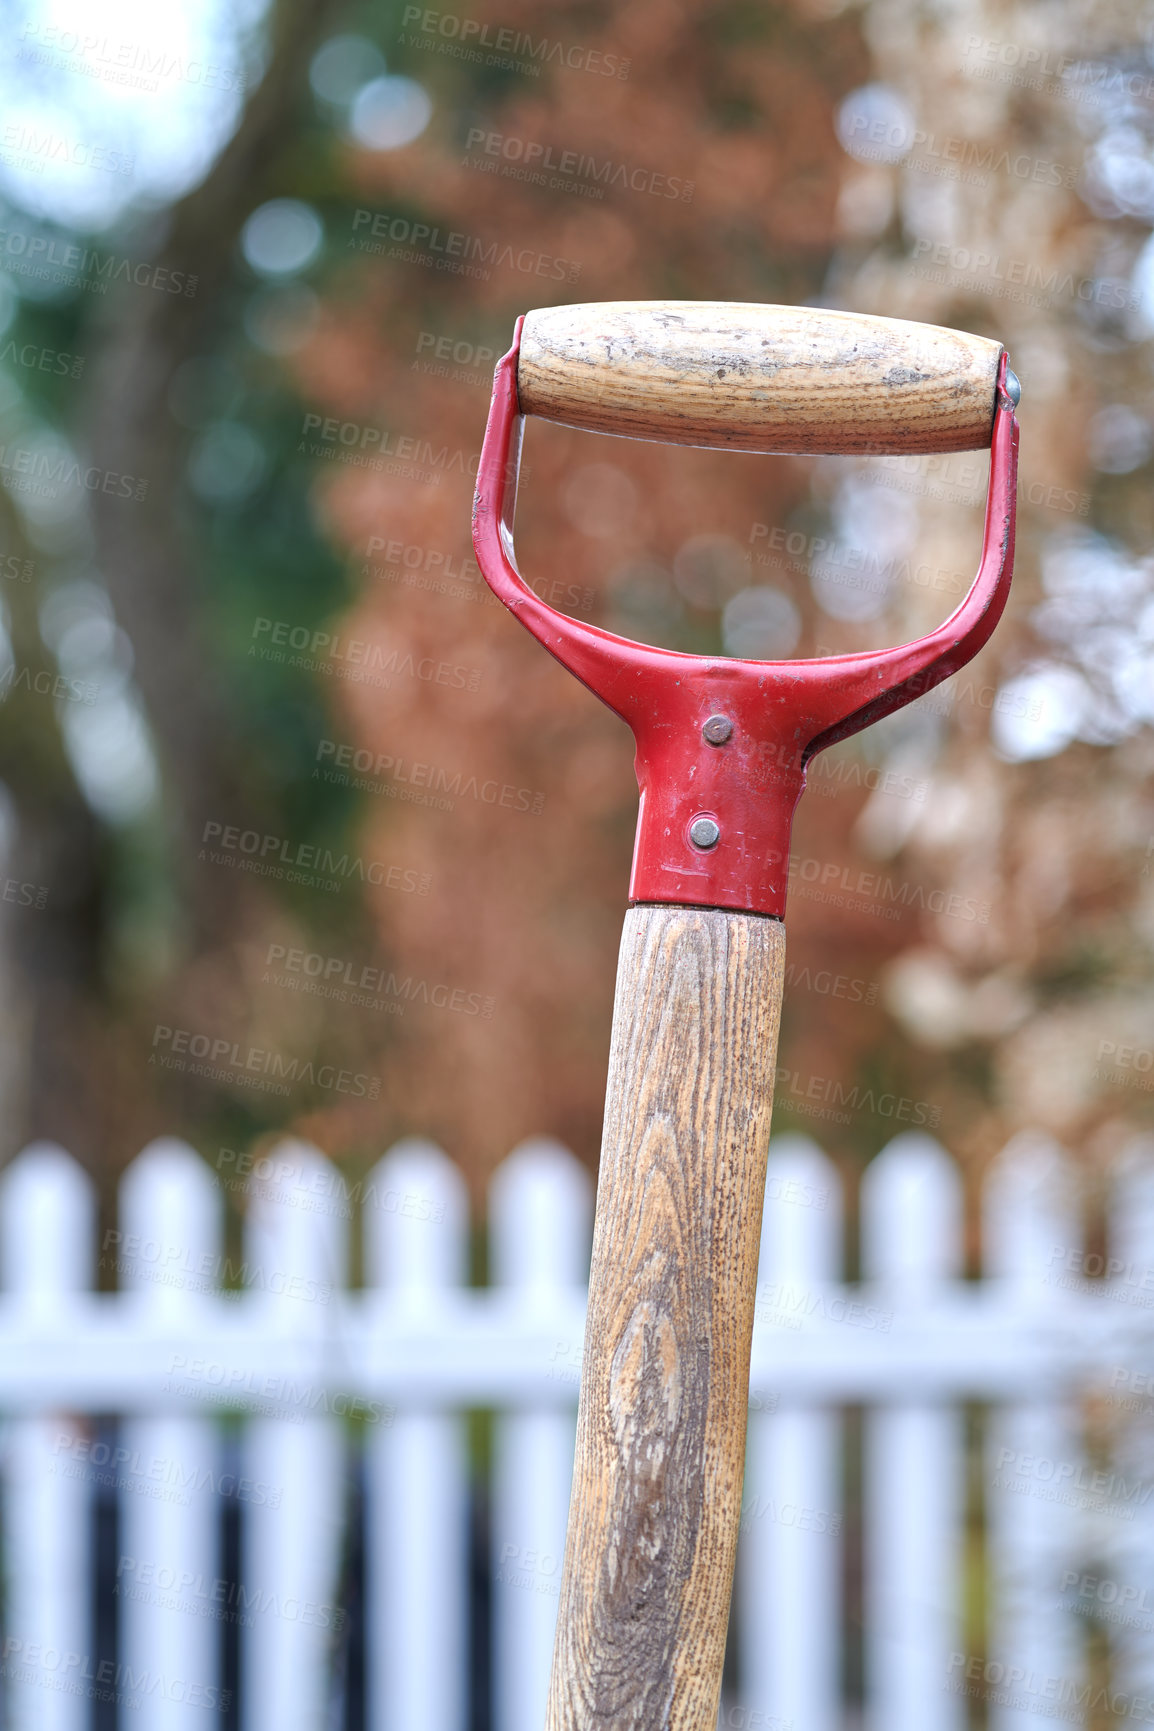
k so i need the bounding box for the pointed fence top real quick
[1,1142,94,1302]
[489,1137,593,1291]
[364,1137,468,1292]
[862,1133,963,1286]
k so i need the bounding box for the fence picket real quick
[489,1137,592,1731]
[862,1132,965,1731]
[984,1132,1087,1731]
[737,1134,843,1731]
[0,1144,94,1731]
[240,1139,348,1731]
[117,1138,224,1728]
[0,1125,1150,1725]
[1103,1136,1154,1709]
[364,1138,470,1731]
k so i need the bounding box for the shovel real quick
[472,301,1020,1730]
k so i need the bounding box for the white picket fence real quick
[1,1128,1153,1731]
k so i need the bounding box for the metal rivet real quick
[689,816,720,850]
[1003,368,1022,407]
[702,714,733,746]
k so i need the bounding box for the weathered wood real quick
[519,301,1002,455]
[545,903,786,1731]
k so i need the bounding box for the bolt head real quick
[702,714,733,746]
[689,815,721,850]
[1003,367,1022,407]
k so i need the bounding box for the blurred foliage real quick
[0,0,1149,1210]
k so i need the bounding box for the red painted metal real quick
[472,315,1019,919]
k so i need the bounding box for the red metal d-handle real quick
[472,316,1019,919]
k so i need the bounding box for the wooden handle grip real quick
[546,904,785,1731]
[519,300,1002,455]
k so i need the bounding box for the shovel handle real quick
[519,299,1002,455]
[547,903,785,1731]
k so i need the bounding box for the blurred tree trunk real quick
[0,0,347,1161]
[81,0,345,953]
[0,528,106,1158]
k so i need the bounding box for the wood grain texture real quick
[546,904,786,1731]
[519,300,1002,454]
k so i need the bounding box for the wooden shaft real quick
[519,300,1002,454]
[546,903,785,1731]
